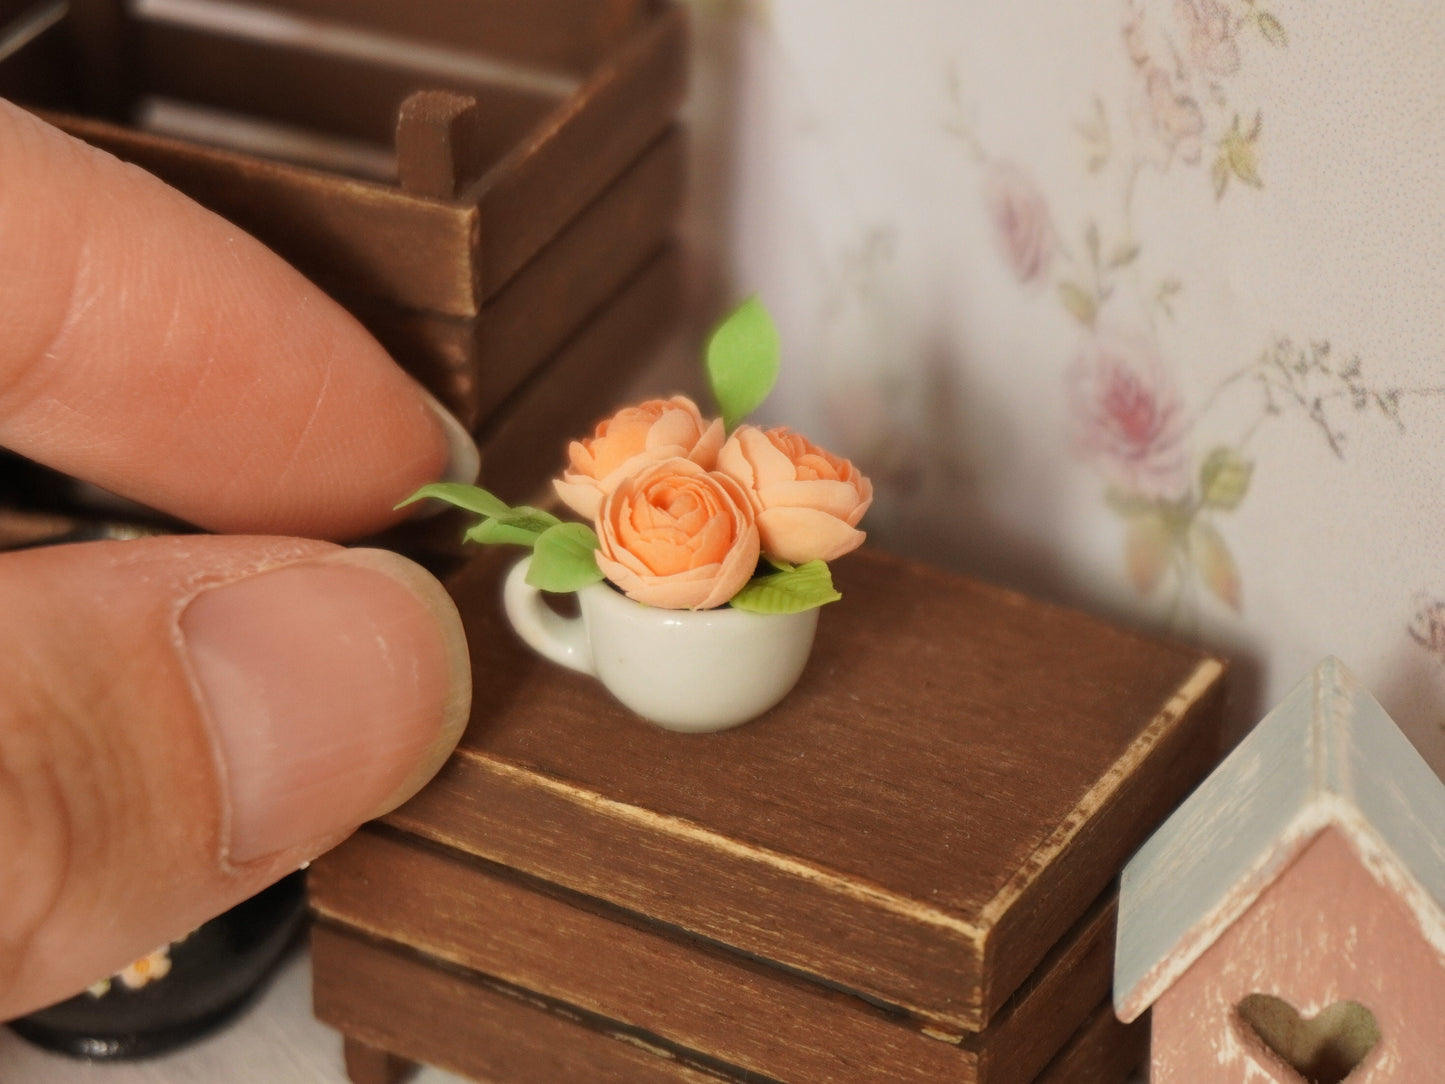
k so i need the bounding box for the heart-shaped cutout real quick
[1236,993,1380,1084]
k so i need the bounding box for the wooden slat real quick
[471,1,686,295]
[62,0,132,117]
[32,2,682,316]
[474,244,682,502]
[395,90,484,200]
[354,128,684,428]
[1034,1003,1147,1084]
[386,548,1225,1033]
[962,894,1119,1081]
[311,924,733,1084]
[0,0,45,21]
[43,112,481,315]
[135,20,558,150]
[0,16,73,109]
[312,828,1120,1084]
[342,1037,414,1084]
[234,0,648,74]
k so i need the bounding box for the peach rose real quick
[554,396,725,521]
[595,458,760,610]
[717,426,872,565]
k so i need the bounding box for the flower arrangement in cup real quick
[400,298,872,615]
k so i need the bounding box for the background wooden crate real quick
[0,0,690,533]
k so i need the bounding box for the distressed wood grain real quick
[311,826,1122,1084]
[226,0,647,74]
[1034,1003,1147,1084]
[14,0,682,318]
[473,242,683,502]
[311,924,735,1084]
[381,548,1225,1032]
[344,127,683,426]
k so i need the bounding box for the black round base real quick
[8,871,307,1061]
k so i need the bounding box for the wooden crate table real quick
[309,548,1227,1083]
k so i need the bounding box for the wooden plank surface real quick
[0,15,73,109]
[474,242,683,502]
[311,924,733,1084]
[44,112,482,315]
[32,1,683,317]
[232,0,648,74]
[1034,1003,1147,1084]
[385,548,1224,1032]
[134,20,559,150]
[311,828,1121,1084]
[355,128,683,428]
[469,1,686,296]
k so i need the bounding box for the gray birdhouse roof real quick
[1114,657,1445,1023]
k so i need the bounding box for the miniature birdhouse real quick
[1114,657,1445,1083]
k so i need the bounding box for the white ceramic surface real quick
[503,557,819,732]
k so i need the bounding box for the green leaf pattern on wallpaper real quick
[954,0,1445,621]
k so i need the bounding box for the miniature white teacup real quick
[503,557,818,732]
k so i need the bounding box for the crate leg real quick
[343,1035,417,1084]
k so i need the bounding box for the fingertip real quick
[179,546,471,865]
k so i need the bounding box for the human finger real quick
[0,99,477,539]
[0,534,471,1018]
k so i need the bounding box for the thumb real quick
[0,536,470,1019]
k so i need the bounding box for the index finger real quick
[0,100,477,539]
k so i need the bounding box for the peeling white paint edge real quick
[1117,657,1445,1021]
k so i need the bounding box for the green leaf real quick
[1058,281,1097,326]
[706,296,781,430]
[730,560,841,614]
[527,523,604,592]
[463,504,563,547]
[1256,11,1287,47]
[466,520,541,547]
[395,482,510,518]
[1199,446,1254,510]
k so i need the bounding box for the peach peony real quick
[717,426,872,565]
[554,396,725,521]
[594,458,760,610]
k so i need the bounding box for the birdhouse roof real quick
[1114,657,1445,1022]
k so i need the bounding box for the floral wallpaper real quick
[690,0,1445,760]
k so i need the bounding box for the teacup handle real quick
[502,557,596,676]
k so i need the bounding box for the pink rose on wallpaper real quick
[982,161,1055,285]
[1069,328,1190,499]
[1175,0,1240,77]
[1136,65,1205,166]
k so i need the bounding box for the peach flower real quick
[554,396,725,521]
[717,426,872,565]
[594,458,760,610]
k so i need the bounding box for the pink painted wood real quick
[1115,658,1445,1083]
[1151,825,1445,1082]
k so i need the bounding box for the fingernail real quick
[180,549,471,865]
[419,388,481,485]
